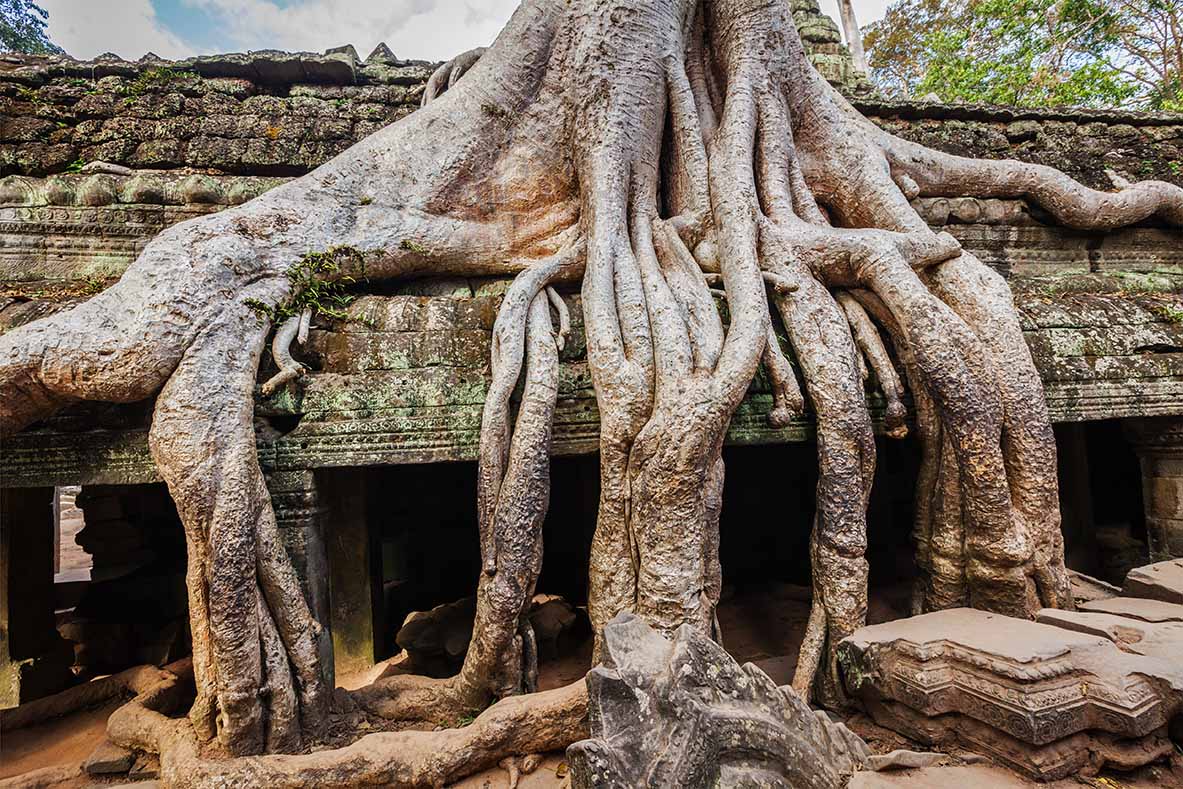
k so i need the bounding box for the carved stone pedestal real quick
[1125,416,1183,561]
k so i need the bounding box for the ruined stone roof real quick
[0,0,862,91]
[0,45,432,88]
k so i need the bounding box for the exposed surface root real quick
[149,299,330,754]
[765,260,873,707]
[348,263,568,733]
[764,323,805,428]
[260,313,307,397]
[0,664,175,733]
[106,661,587,789]
[421,47,488,107]
[836,291,907,439]
[883,135,1183,230]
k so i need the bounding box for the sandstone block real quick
[1079,596,1183,622]
[83,739,135,775]
[1124,559,1183,604]
[840,608,1183,780]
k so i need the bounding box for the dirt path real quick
[0,699,117,780]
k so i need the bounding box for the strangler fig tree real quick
[3,0,1180,784]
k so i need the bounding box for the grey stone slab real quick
[82,738,134,775]
[1124,559,1183,604]
[128,754,160,779]
[1079,596,1183,623]
[841,608,1109,666]
[1036,608,1183,660]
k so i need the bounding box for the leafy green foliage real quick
[864,0,1180,110]
[1,0,61,55]
[1156,301,1183,324]
[246,246,367,324]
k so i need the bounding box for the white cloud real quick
[189,1,887,61]
[40,0,195,60]
[183,0,520,61]
[35,0,891,65]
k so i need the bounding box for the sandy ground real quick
[451,759,1183,789]
[0,699,119,780]
[851,763,1183,789]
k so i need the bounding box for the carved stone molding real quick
[840,607,1183,780]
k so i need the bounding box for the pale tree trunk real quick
[837,0,868,73]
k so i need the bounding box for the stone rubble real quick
[839,563,1183,780]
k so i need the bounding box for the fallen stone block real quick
[528,595,588,660]
[83,738,135,775]
[1036,608,1183,659]
[394,597,475,678]
[395,594,588,677]
[1124,559,1183,604]
[1079,596,1183,623]
[858,694,1176,780]
[1069,570,1121,604]
[129,754,160,779]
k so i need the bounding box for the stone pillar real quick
[1,487,75,708]
[1125,417,1183,562]
[318,471,382,680]
[52,488,61,576]
[267,470,334,689]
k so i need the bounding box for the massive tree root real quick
[102,660,588,789]
[3,0,1183,782]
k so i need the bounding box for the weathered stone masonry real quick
[1,0,1182,697]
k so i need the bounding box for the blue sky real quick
[40,0,891,63]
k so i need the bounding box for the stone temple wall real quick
[2,29,1180,189]
[0,4,1179,476]
[1,22,1183,486]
